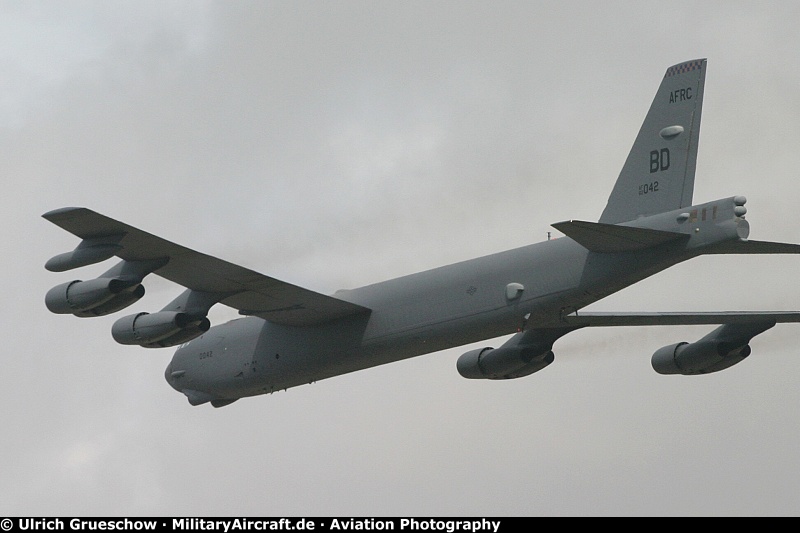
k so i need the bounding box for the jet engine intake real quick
[112,311,210,348]
[651,321,776,375]
[45,278,144,317]
[457,345,555,380]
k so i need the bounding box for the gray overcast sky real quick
[4,0,800,516]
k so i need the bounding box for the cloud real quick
[4,0,800,516]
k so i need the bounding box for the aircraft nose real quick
[164,360,184,392]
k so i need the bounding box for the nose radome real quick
[164,360,184,391]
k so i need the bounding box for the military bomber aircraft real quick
[44,59,800,407]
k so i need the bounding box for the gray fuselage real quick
[165,197,745,402]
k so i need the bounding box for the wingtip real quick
[550,220,575,229]
[42,207,88,221]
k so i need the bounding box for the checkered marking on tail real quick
[664,59,704,78]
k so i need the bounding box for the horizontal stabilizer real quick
[563,311,800,327]
[705,239,800,255]
[552,220,688,253]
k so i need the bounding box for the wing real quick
[42,207,370,326]
[563,311,800,327]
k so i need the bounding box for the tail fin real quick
[599,59,707,224]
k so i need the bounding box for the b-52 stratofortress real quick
[44,59,800,407]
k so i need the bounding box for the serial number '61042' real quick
[639,181,659,195]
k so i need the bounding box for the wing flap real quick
[43,207,370,326]
[563,311,800,327]
[551,219,688,253]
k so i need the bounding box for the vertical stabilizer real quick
[599,59,706,224]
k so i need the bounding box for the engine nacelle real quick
[140,320,211,348]
[45,278,144,317]
[111,311,210,347]
[652,322,775,375]
[83,285,146,317]
[652,341,750,375]
[457,345,555,380]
